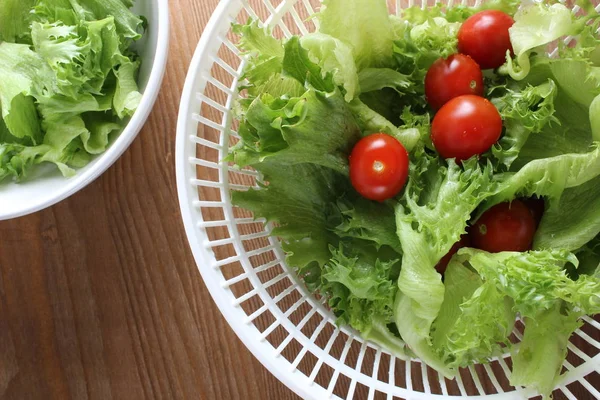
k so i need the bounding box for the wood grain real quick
[0,1,598,400]
[0,1,296,399]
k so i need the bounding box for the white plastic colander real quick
[176,1,600,398]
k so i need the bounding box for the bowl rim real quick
[0,0,170,221]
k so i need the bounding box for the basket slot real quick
[193,113,228,133]
[468,365,485,395]
[214,255,241,268]
[300,0,317,17]
[366,349,383,400]
[574,329,600,349]
[191,135,223,150]
[567,342,592,364]
[197,93,229,114]
[254,259,281,274]
[230,168,260,177]
[240,0,261,20]
[198,219,229,228]
[210,55,241,78]
[287,6,310,36]
[289,317,324,372]
[245,244,277,257]
[454,368,468,396]
[346,342,368,399]
[440,376,449,396]
[281,293,308,317]
[204,75,235,96]
[192,179,249,191]
[580,377,600,398]
[262,1,294,37]
[560,385,578,400]
[245,304,269,324]
[405,361,412,392]
[272,283,298,303]
[221,272,249,288]
[232,288,259,305]
[482,363,503,394]
[218,36,241,57]
[260,297,323,342]
[205,237,235,248]
[582,315,600,330]
[275,332,297,357]
[386,357,396,400]
[309,328,341,382]
[420,363,431,395]
[263,271,290,290]
[497,357,512,376]
[240,231,271,241]
[327,334,356,397]
[194,200,227,208]
[190,157,221,169]
[563,359,575,371]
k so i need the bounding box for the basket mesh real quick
[178,0,600,398]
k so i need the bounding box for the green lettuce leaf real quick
[535,175,600,251]
[432,262,515,368]
[0,0,36,43]
[319,0,395,69]
[232,162,341,269]
[486,145,600,210]
[323,242,399,330]
[392,156,496,375]
[301,33,359,102]
[348,99,421,150]
[231,88,360,174]
[490,79,559,169]
[396,157,495,331]
[502,3,595,80]
[511,305,582,399]
[0,0,144,182]
[335,198,402,253]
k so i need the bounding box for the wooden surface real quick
[0,1,298,399]
[1,1,598,400]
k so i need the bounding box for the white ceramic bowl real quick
[0,0,169,220]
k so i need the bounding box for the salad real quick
[0,0,145,181]
[230,0,600,398]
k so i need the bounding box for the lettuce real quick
[511,305,582,399]
[392,156,496,374]
[0,0,144,181]
[319,0,395,69]
[449,248,600,398]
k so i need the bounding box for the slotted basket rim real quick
[176,1,600,399]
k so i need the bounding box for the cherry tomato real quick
[471,200,536,253]
[523,196,545,227]
[458,10,515,70]
[436,235,471,275]
[349,133,410,201]
[431,95,503,161]
[425,54,484,110]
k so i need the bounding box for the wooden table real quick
[1,1,598,399]
[0,1,297,399]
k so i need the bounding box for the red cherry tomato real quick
[523,196,545,227]
[436,235,471,275]
[349,133,410,201]
[431,95,503,161]
[458,10,515,70]
[425,54,484,110]
[471,200,537,253]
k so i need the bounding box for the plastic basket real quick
[176,1,600,398]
